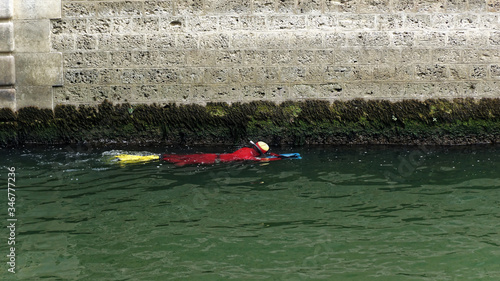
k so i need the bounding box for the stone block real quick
[16,53,63,86]
[14,0,61,20]
[291,32,323,49]
[431,14,455,29]
[414,0,446,12]
[144,0,173,16]
[240,16,267,31]
[393,32,415,47]
[253,0,276,13]
[338,14,375,30]
[433,49,462,63]
[415,31,446,47]
[449,65,469,80]
[470,65,488,79]
[176,33,198,50]
[400,49,432,64]
[466,33,489,48]
[0,55,15,85]
[490,31,500,45]
[16,85,53,109]
[176,0,203,15]
[62,1,95,18]
[53,84,89,104]
[51,34,75,52]
[393,0,414,12]
[231,32,256,49]
[98,69,121,85]
[64,69,99,85]
[446,0,468,12]
[204,68,229,84]
[491,65,500,78]
[242,50,269,66]
[98,35,145,51]
[347,32,390,47]
[415,64,448,80]
[280,67,307,83]
[308,15,336,29]
[188,16,218,32]
[142,69,179,84]
[296,50,316,65]
[358,0,391,13]
[157,51,186,66]
[480,14,500,29]
[0,88,15,110]
[468,0,487,12]
[159,17,185,33]
[51,19,87,35]
[178,67,205,84]
[254,32,291,49]
[463,49,500,63]
[0,0,13,19]
[405,15,431,29]
[455,14,480,29]
[276,0,296,13]
[255,67,280,83]
[447,31,467,47]
[205,0,251,13]
[199,33,230,49]
[335,0,357,12]
[133,84,160,102]
[219,16,241,31]
[487,0,500,12]
[269,15,306,30]
[324,32,346,47]
[76,34,98,51]
[186,50,215,66]
[146,34,176,50]
[14,20,51,52]
[378,14,404,30]
[297,0,323,13]
[213,50,242,66]
[270,50,295,65]
[228,67,255,83]
[95,1,142,18]
[0,22,14,52]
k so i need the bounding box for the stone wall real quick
[2,0,500,109]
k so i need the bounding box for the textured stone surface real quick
[3,0,500,109]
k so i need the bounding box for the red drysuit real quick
[161,147,280,166]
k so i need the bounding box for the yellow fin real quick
[114,154,159,163]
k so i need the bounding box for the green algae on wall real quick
[1,98,499,147]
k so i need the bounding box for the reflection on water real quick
[1,145,499,280]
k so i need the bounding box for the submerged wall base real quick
[0,98,499,147]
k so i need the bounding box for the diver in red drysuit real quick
[161,141,280,166]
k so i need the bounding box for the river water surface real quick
[1,145,499,280]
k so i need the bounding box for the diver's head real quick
[252,141,269,155]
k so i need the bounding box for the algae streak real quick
[1,98,499,146]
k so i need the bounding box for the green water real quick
[1,145,499,280]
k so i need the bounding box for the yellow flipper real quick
[114,154,160,163]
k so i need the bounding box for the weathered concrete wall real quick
[2,0,500,109]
